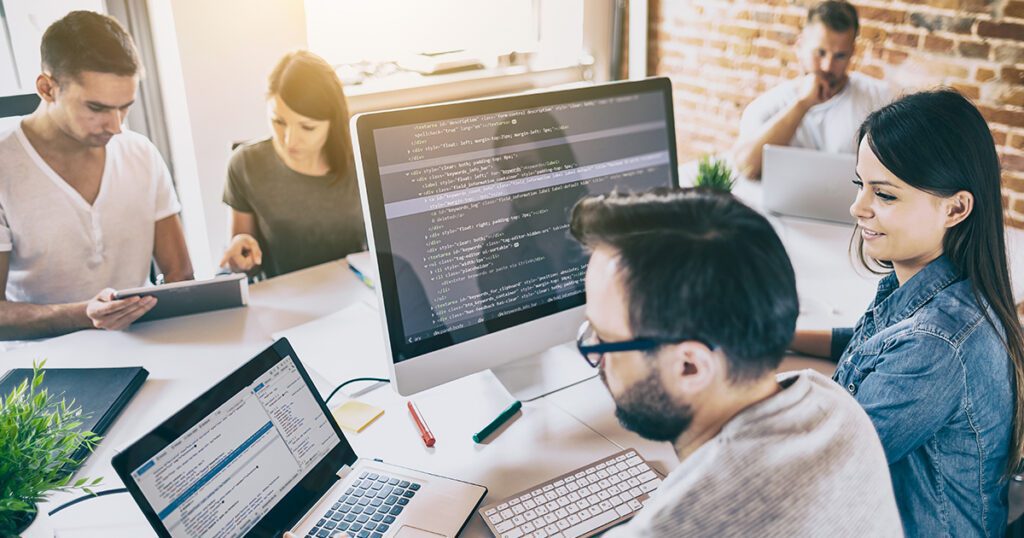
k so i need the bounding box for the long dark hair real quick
[267,50,354,179]
[855,88,1024,476]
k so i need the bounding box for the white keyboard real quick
[478,449,663,538]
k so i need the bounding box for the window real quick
[0,0,105,97]
[304,0,602,102]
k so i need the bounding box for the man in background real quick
[732,0,891,179]
[0,11,192,340]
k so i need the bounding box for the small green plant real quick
[0,361,102,535]
[695,155,736,192]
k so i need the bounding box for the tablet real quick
[113,274,248,322]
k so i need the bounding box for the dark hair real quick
[570,188,799,383]
[41,11,141,81]
[856,88,1024,476]
[268,51,354,178]
[807,1,860,35]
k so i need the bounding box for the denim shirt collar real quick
[869,255,962,332]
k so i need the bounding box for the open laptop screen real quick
[113,339,354,538]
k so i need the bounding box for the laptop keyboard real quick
[478,449,662,538]
[305,471,421,538]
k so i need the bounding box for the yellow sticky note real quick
[332,400,384,432]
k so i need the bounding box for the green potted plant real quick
[0,361,102,536]
[694,154,736,192]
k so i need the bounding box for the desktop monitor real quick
[352,77,678,396]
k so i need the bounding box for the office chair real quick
[0,93,40,117]
[0,93,40,131]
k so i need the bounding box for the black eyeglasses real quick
[575,320,714,368]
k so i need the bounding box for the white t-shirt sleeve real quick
[739,93,777,139]
[0,199,11,252]
[150,143,181,221]
[739,83,795,140]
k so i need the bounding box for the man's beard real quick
[600,364,693,443]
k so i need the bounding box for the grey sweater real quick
[604,370,903,537]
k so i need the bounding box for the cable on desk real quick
[324,377,389,405]
[48,488,129,516]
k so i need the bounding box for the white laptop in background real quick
[761,144,858,225]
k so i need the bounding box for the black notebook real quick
[0,366,148,466]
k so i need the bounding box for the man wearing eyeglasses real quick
[570,188,902,535]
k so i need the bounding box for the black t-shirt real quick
[222,138,366,278]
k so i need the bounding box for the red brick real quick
[998,88,1024,108]
[1009,134,1024,151]
[719,24,759,39]
[860,26,888,43]
[977,20,1024,40]
[958,41,990,59]
[890,32,920,48]
[979,106,1024,128]
[925,62,970,79]
[903,0,992,11]
[924,35,954,53]
[1015,198,1024,217]
[1004,67,1024,85]
[859,6,906,24]
[952,83,981,100]
[780,13,803,27]
[1006,173,1024,192]
[708,39,729,51]
[730,42,753,55]
[909,12,974,34]
[752,10,774,24]
[995,44,1024,64]
[1002,152,1024,172]
[756,46,779,59]
[977,67,997,82]
[1006,1,1024,19]
[860,64,885,79]
[766,29,798,46]
[882,49,909,65]
[993,130,1009,146]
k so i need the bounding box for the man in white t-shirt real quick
[0,11,193,340]
[568,189,902,535]
[732,1,891,179]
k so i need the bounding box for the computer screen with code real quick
[130,357,337,538]
[357,79,678,363]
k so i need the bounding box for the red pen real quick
[407,401,435,447]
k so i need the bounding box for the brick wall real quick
[648,0,1024,228]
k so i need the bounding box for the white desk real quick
[11,177,1020,537]
[6,261,631,538]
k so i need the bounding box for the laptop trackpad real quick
[395,526,446,538]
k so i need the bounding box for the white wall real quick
[149,0,308,273]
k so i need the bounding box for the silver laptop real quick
[761,144,858,225]
[112,338,486,538]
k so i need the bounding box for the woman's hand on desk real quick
[85,288,156,330]
[220,233,263,272]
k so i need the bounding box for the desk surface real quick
[13,177,1019,537]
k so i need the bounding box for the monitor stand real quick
[490,342,599,401]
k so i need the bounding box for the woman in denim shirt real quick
[791,89,1024,536]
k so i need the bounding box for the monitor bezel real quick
[111,338,356,538]
[352,77,678,394]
